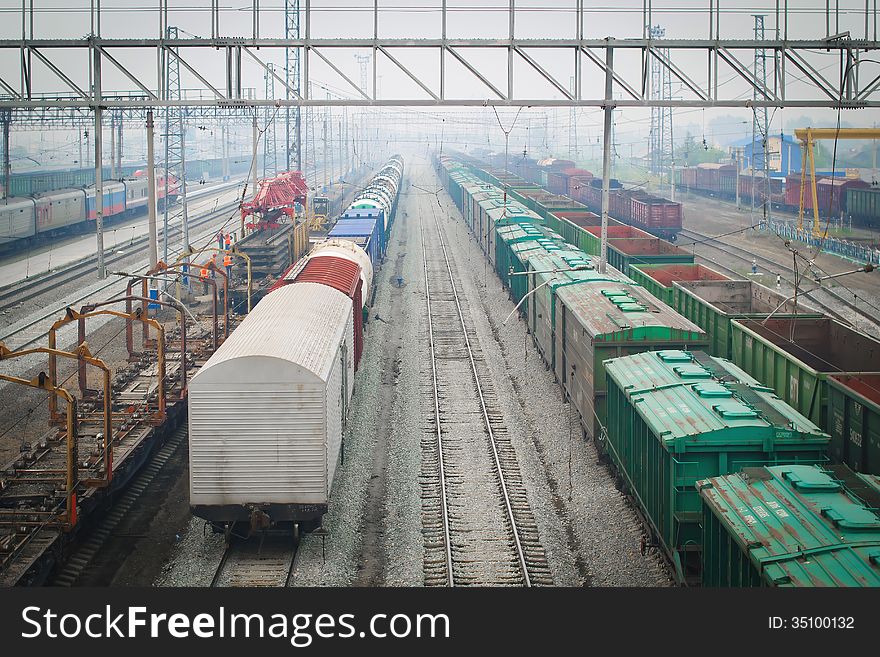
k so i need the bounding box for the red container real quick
[695,163,735,195]
[293,255,365,370]
[785,173,823,211]
[584,225,653,239]
[546,171,570,195]
[817,177,870,216]
[553,210,603,227]
[636,263,729,288]
[678,167,697,190]
[631,196,683,232]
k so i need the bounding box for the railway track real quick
[679,227,880,333]
[0,202,241,352]
[419,198,552,587]
[0,199,240,310]
[211,534,299,587]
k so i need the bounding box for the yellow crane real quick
[794,127,880,236]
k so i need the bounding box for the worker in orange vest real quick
[224,233,232,250]
[223,253,233,280]
[200,266,210,294]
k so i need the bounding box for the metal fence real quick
[759,220,880,265]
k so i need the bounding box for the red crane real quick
[241,171,309,231]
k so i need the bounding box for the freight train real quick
[0,174,179,251]
[469,152,684,240]
[188,156,403,534]
[675,163,880,228]
[437,153,880,586]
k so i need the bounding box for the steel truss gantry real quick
[1,2,878,110]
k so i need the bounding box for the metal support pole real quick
[1,111,9,202]
[94,40,105,278]
[251,113,259,197]
[109,113,116,179]
[117,112,123,175]
[146,111,158,273]
[179,125,189,254]
[735,149,741,209]
[599,43,614,275]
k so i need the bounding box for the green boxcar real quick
[606,236,694,276]
[532,195,587,221]
[544,210,600,246]
[494,222,564,308]
[827,374,880,475]
[730,317,880,430]
[672,279,823,359]
[528,253,708,439]
[605,350,830,584]
[579,225,654,256]
[846,187,880,226]
[697,464,880,587]
[630,263,729,306]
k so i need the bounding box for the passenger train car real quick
[0,176,156,249]
[189,156,403,533]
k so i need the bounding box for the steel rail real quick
[679,227,880,332]
[422,199,532,587]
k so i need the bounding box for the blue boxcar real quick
[329,211,384,266]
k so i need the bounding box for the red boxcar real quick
[678,167,698,190]
[631,195,683,240]
[291,255,365,370]
[816,177,871,216]
[695,163,736,196]
[785,173,824,211]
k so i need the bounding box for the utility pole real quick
[250,113,259,197]
[263,62,278,178]
[78,127,83,169]
[323,95,329,190]
[163,25,190,267]
[599,42,614,275]
[753,14,771,225]
[569,76,578,160]
[285,0,302,172]
[222,125,229,181]
[94,46,105,279]
[735,148,741,209]
[110,114,116,179]
[146,111,158,273]
[117,113,123,175]
[1,109,9,203]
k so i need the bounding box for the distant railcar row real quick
[469,152,684,241]
[187,156,404,533]
[0,173,180,249]
[436,153,880,587]
[675,162,880,227]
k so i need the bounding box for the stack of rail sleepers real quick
[605,349,830,584]
[235,220,310,278]
[672,279,822,360]
[697,464,880,587]
[730,316,880,430]
[629,263,729,306]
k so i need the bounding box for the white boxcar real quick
[189,281,355,527]
[0,197,36,244]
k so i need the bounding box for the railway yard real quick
[3,146,880,590]
[3,4,880,594]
